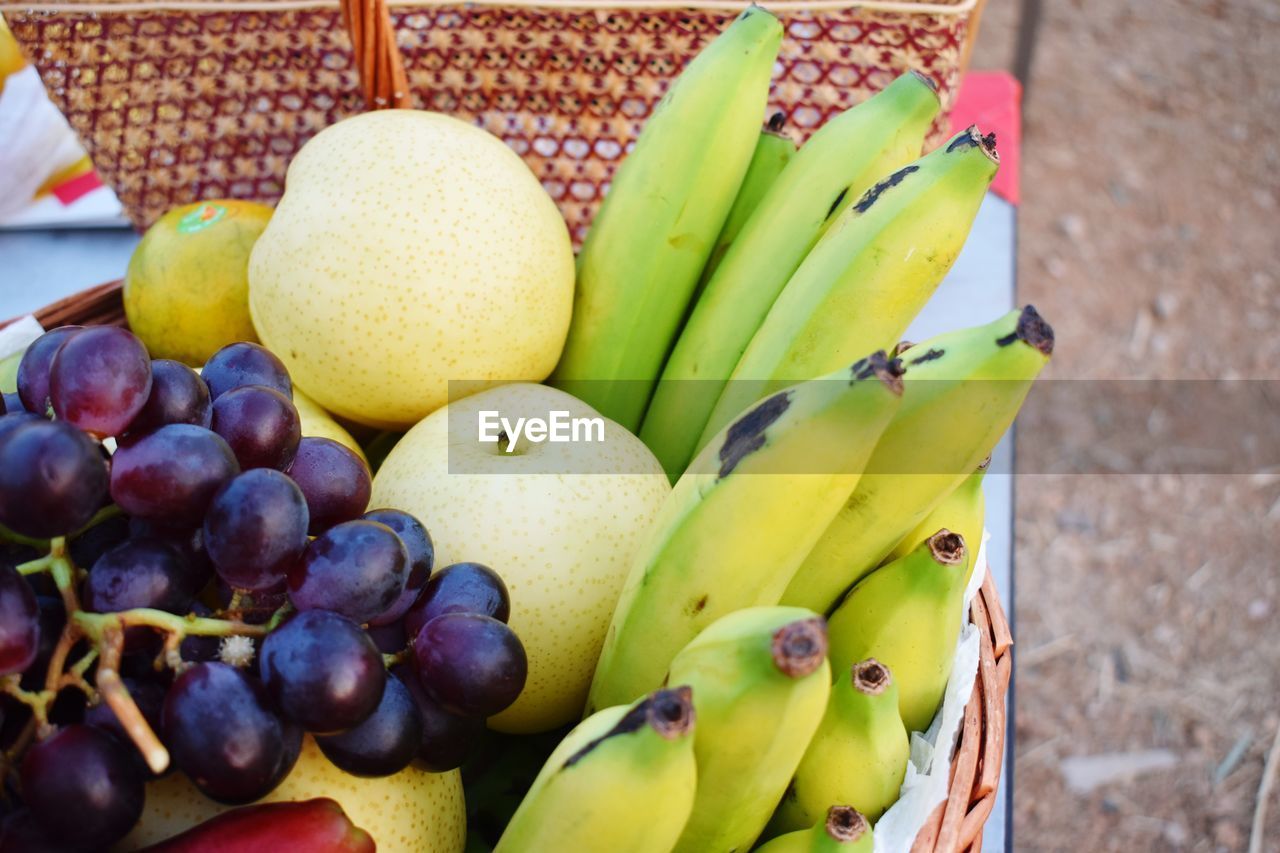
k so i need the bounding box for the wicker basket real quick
[3,281,1013,852]
[3,0,985,239]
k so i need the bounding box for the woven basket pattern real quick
[7,2,976,238]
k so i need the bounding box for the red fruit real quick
[138,799,375,852]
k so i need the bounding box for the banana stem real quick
[97,627,169,775]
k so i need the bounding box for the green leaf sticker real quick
[177,202,228,234]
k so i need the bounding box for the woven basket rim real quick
[0,0,978,15]
[1,279,1011,853]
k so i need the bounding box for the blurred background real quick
[972,2,1280,850]
[2,1,1278,849]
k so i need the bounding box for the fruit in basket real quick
[757,806,873,852]
[248,111,574,430]
[827,532,969,733]
[494,687,697,852]
[0,416,108,537]
[640,69,941,479]
[587,353,903,712]
[885,457,988,585]
[371,382,670,733]
[666,608,831,853]
[698,126,1000,446]
[137,799,374,852]
[124,199,271,366]
[123,737,466,851]
[783,305,1055,613]
[550,6,784,432]
[775,658,909,831]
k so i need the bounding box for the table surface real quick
[0,193,1016,850]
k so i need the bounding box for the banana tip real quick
[851,658,892,695]
[852,351,905,396]
[927,529,967,565]
[766,111,787,133]
[908,68,939,95]
[948,125,1000,165]
[771,618,829,678]
[825,806,870,843]
[1016,305,1055,356]
[647,685,696,740]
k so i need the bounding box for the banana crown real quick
[771,618,830,679]
[824,806,871,843]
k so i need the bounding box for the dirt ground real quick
[969,1,1280,850]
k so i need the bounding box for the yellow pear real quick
[293,387,368,464]
[371,383,670,733]
[119,736,465,852]
[248,110,574,430]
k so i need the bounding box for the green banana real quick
[640,70,940,479]
[494,687,697,853]
[588,352,905,712]
[697,127,1000,447]
[550,8,783,432]
[757,806,873,853]
[827,532,969,733]
[781,305,1054,614]
[773,657,909,832]
[696,113,797,290]
[668,608,831,853]
[885,457,988,588]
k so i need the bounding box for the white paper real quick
[872,530,992,853]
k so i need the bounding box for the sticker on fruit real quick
[0,0,1153,850]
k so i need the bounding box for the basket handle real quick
[339,0,411,109]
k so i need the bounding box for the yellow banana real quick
[640,70,939,479]
[550,8,783,432]
[668,607,831,853]
[758,807,874,853]
[885,457,987,588]
[781,305,1054,614]
[697,114,797,290]
[588,353,904,712]
[773,658,909,833]
[494,687,697,853]
[827,532,969,733]
[698,127,999,447]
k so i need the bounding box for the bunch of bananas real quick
[496,6,1052,850]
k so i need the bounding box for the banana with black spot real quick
[587,353,906,712]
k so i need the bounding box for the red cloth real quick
[50,170,103,205]
[948,71,1021,205]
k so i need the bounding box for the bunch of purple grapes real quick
[0,326,527,851]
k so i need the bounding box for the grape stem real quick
[97,626,170,775]
[73,609,268,643]
[383,650,409,668]
[14,554,54,576]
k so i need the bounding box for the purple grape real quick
[20,724,144,848]
[0,564,38,676]
[412,613,526,718]
[68,514,132,571]
[204,469,309,591]
[366,619,407,655]
[1,392,26,415]
[288,520,408,624]
[126,518,214,594]
[286,437,371,534]
[127,359,212,434]
[15,326,82,416]
[259,610,385,733]
[110,424,239,526]
[48,326,152,437]
[364,508,434,626]
[405,562,510,642]
[210,385,301,471]
[202,342,291,400]
[315,672,423,777]
[84,539,196,613]
[18,596,65,691]
[0,809,65,851]
[163,662,301,804]
[393,663,486,771]
[0,418,108,538]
